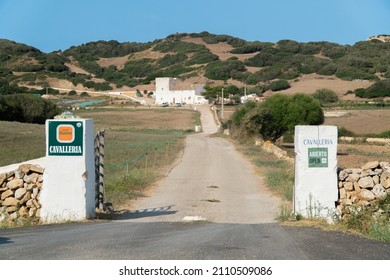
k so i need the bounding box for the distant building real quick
[240,94,264,103]
[154,77,208,105]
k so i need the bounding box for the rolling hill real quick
[1,32,390,98]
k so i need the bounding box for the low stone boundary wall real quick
[0,164,43,222]
[337,161,390,214]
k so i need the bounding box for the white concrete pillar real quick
[40,119,95,223]
[294,125,338,219]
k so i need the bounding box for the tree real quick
[239,94,324,141]
[312,88,339,103]
[269,79,290,91]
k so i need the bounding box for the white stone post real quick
[40,119,95,223]
[294,125,338,219]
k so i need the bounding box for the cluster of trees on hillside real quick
[1,33,390,98]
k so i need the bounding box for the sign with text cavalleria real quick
[48,121,83,156]
[294,125,338,219]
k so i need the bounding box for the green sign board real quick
[308,147,328,168]
[48,121,83,156]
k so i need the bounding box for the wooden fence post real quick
[95,129,105,210]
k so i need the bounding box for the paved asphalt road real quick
[1,105,389,260]
[1,221,389,259]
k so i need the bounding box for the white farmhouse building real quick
[154,77,208,105]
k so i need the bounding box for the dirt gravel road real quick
[124,105,281,224]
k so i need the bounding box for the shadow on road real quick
[0,237,13,245]
[112,205,177,220]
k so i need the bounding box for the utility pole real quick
[221,88,224,120]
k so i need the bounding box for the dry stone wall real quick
[0,164,43,223]
[337,161,390,215]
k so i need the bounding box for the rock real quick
[0,173,7,185]
[382,179,390,189]
[32,187,39,199]
[380,162,390,169]
[372,184,387,199]
[24,173,39,184]
[32,199,41,209]
[1,189,13,200]
[26,183,35,191]
[28,208,36,217]
[6,206,18,213]
[354,182,361,192]
[20,191,31,205]
[36,182,43,189]
[18,206,28,217]
[36,208,41,218]
[14,170,25,179]
[18,164,31,174]
[346,173,360,182]
[382,168,390,179]
[339,188,347,199]
[339,170,348,180]
[362,161,379,170]
[0,186,7,192]
[339,181,343,188]
[14,188,27,200]
[9,212,18,221]
[360,189,376,201]
[358,177,374,189]
[29,165,44,174]
[38,175,43,183]
[344,182,354,191]
[3,197,20,207]
[26,199,34,208]
[373,175,380,185]
[6,179,24,190]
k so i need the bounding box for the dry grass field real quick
[324,109,390,134]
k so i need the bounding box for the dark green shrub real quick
[0,94,59,123]
[312,88,339,103]
[338,127,355,137]
[68,90,77,96]
[185,50,218,65]
[158,53,187,68]
[270,79,290,91]
[354,79,390,98]
[245,52,280,67]
[204,60,246,80]
[238,94,323,141]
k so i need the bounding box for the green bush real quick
[0,94,59,123]
[68,90,77,96]
[335,66,377,81]
[230,42,273,54]
[158,53,188,68]
[270,79,290,91]
[204,60,246,80]
[355,79,390,98]
[237,94,323,141]
[338,127,355,137]
[312,88,339,103]
[185,51,218,65]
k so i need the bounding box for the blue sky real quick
[0,0,389,53]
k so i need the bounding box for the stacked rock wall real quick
[337,161,390,213]
[0,164,43,222]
